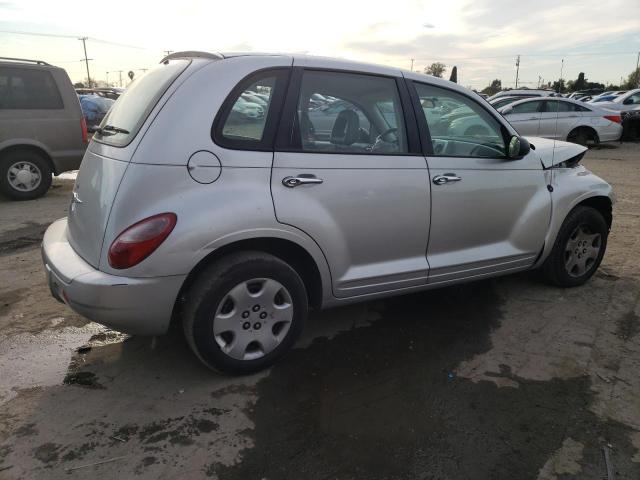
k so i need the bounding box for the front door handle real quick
[282,174,324,188]
[432,173,462,185]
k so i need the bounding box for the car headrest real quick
[331,109,360,145]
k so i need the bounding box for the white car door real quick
[503,99,544,136]
[537,100,581,139]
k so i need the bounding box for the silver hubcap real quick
[7,161,42,192]
[213,278,293,361]
[564,225,601,277]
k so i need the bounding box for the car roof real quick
[164,50,470,95]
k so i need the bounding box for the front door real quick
[272,68,431,298]
[411,80,552,285]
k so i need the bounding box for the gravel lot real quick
[1,143,639,479]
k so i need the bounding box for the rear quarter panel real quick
[99,162,331,291]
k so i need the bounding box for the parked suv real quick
[0,57,87,200]
[42,52,614,374]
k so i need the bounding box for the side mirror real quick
[507,135,530,159]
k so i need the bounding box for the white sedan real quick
[498,97,623,145]
[592,88,640,112]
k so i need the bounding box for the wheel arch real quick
[171,236,327,328]
[567,125,599,144]
[577,195,612,230]
[0,143,57,175]
[536,192,613,268]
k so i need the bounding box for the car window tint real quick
[510,101,541,114]
[95,59,190,147]
[297,71,408,154]
[628,93,640,104]
[414,82,506,159]
[0,67,63,109]
[222,75,277,142]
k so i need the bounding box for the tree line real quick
[420,61,639,95]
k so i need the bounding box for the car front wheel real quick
[182,251,308,374]
[542,206,608,287]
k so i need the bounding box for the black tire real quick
[182,251,308,374]
[0,150,52,200]
[567,127,599,147]
[542,206,608,287]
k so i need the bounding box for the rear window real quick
[94,59,190,147]
[0,67,63,109]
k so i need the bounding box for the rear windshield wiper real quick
[96,125,130,136]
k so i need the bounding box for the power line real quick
[410,50,639,62]
[0,30,147,50]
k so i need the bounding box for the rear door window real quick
[295,70,408,154]
[94,59,190,147]
[0,67,63,109]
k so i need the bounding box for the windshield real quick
[94,59,190,147]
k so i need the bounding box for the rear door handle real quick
[433,174,462,185]
[282,174,324,188]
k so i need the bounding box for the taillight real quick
[604,115,622,124]
[108,213,177,269]
[80,117,88,143]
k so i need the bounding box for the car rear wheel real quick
[567,127,599,147]
[542,206,608,287]
[0,150,52,200]
[182,251,308,374]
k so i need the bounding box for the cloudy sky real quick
[1,0,639,89]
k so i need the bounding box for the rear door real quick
[409,80,551,284]
[271,67,431,298]
[503,99,544,136]
[537,100,581,139]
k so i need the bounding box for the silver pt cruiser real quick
[42,52,614,373]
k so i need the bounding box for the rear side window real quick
[296,70,408,154]
[0,67,63,109]
[94,59,190,147]
[545,101,590,113]
[213,68,290,150]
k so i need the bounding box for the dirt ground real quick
[0,143,639,479]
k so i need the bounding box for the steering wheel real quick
[376,127,398,143]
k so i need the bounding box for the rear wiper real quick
[96,125,130,135]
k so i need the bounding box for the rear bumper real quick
[598,124,623,143]
[42,218,186,335]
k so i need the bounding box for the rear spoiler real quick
[160,51,223,63]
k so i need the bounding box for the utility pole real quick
[164,50,173,57]
[139,68,148,74]
[78,37,92,88]
[410,59,414,71]
[515,55,520,89]
[636,51,639,88]
[537,75,541,88]
[117,70,123,87]
[106,71,109,86]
